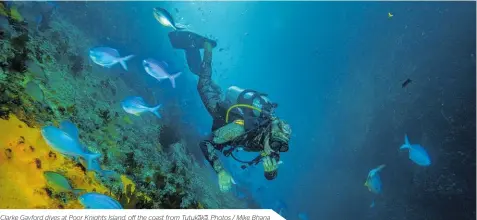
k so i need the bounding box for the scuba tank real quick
[224,86,278,131]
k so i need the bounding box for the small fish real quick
[43,171,85,195]
[143,58,182,88]
[41,123,101,171]
[25,81,44,102]
[400,134,431,166]
[388,12,393,19]
[364,164,386,194]
[89,47,134,71]
[153,7,186,30]
[121,96,162,119]
[402,78,412,88]
[79,192,123,209]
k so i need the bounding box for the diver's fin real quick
[168,31,217,50]
[185,49,201,75]
[169,72,182,88]
[118,54,135,71]
[150,104,162,119]
[84,153,101,171]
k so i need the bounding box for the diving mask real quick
[269,118,292,152]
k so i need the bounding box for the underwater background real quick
[0,1,475,220]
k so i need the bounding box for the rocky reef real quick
[0,3,246,209]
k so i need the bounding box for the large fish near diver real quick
[153,7,186,30]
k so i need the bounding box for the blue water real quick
[60,1,475,219]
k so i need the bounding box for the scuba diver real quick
[168,31,292,192]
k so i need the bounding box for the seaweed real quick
[117,184,152,209]
[124,152,139,175]
[98,108,111,124]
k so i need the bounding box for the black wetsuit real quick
[196,46,279,180]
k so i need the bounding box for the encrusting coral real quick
[0,114,110,208]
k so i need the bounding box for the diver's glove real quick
[218,170,234,192]
[263,156,279,173]
[262,134,279,180]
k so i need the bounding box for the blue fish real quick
[89,47,134,71]
[79,192,122,209]
[59,120,79,140]
[143,58,182,88]
[41,122,101,172]
[121,96,162,119]
[58,121,115,177]
[364,164,386,194]
[400,134,431,166]
[297,212,309,220]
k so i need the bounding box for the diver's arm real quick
[197,42,223,117]
[199,140,225,174]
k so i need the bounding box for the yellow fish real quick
[388,12,394,19]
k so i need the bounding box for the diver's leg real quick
[197,42,222,116]
[168,31,217,75]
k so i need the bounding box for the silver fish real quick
[121,96,162,119]
[89,47,134,71]
[143,58,181,88]
[41,123,101,172]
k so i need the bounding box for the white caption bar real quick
[0,210,285,220]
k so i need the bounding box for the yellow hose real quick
[225,104,262,123]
